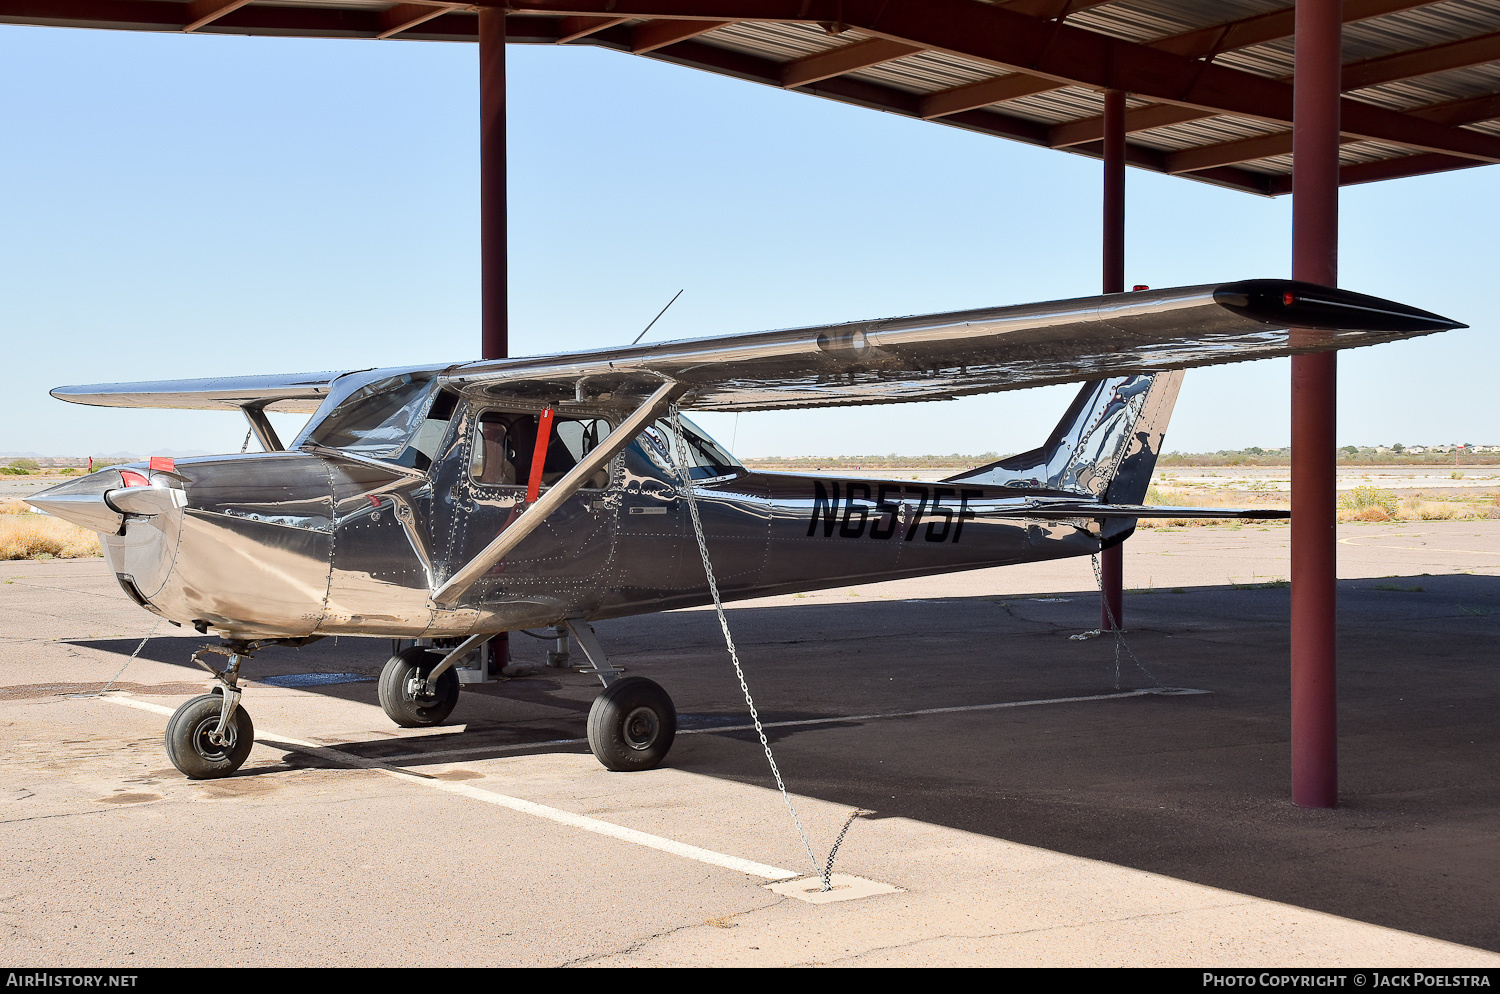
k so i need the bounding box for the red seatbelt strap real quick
[526,408,554,504]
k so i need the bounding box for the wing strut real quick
[430,380,684,609]
[241,403,284,452]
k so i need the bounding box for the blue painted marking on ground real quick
[259,672,374,688]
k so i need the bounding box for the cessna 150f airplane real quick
[28,280,1463,780]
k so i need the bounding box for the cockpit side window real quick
[470,411,613,490]
[398,389,459,472]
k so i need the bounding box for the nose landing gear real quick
[164,692,254,779]
[163,637,321,780]
[165,643,253,779]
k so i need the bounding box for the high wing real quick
[49,280,1462,416]
[443,279,1463,411]
[50,370,354,413]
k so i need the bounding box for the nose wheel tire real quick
[378,646,461,727]
[165,694,255,780]
[587,677,676,772]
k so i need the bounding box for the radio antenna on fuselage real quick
[631,289,684,346]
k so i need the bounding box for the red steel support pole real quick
[1101,88,1126,631]
[479,8,511,672]
[480,6,507,363]
[1291,0,1342,808]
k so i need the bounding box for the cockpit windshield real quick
[297,371,443,465]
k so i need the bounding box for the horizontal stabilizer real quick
[1012,502,1288,520]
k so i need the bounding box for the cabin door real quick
[440,407,617,621]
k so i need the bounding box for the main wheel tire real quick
[587,677,676,772]
[378,646,460,727]
[164,694,254,780]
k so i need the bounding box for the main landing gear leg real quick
[566,619,676,772]
[165,644,255,779]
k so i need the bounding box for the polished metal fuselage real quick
[87,439,1100,641]
[39,275,1464,644]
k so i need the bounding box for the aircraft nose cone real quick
[25,473,124,534]
[25,466,189,534]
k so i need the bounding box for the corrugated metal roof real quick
[710,20,856,63]
[1340,0,1500,61]
[1070,0,1291,45]
[1134,117,1285,155]
[4,0,1499,195]
[853,49,1006,93]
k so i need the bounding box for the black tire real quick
[378,646,460,727]
[164,693,254,780]
[587,677,676,772]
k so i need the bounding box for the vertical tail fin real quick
[946,372,1183,512]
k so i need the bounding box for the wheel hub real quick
[404,674,439,703]
[191,715,237,761]
[622,706,659,751]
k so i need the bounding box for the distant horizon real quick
[5,441,1497,466]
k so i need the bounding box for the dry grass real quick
[1138,485,1286,529]
[0,503,101,559]
[1141,479,1497,526]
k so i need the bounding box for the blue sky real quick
[1,23,1494,458]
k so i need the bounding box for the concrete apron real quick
[1,521,1498,967]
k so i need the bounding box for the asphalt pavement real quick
[1,520,1498,967]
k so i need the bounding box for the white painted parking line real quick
[94,687,1201,877]
[673,686,1208,737]
[93,693,801,881]
[103,695,178,717]
[362,687,1206,763]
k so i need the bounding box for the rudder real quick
[946,372,1184,512]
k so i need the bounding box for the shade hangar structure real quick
[6,0,1496,808]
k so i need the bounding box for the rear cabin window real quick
[635,417,743,481]
[470,412,612,490]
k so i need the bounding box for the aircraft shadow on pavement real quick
[70,572,1500,953]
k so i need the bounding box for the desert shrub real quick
[1339,486,1398,518]
[1353,506,1391,522]
[7,458,38,471]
